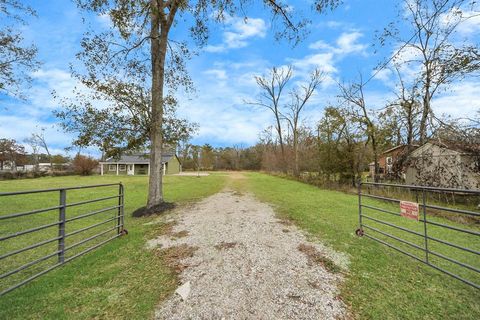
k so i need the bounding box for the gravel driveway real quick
[147,189,350,319]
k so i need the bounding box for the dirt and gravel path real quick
[147,184,350,319]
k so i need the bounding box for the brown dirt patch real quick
[169,230,189,239]
[157,244,198,274]
[214,241,238,250]
[298,244,342,274]
[277,217,294,226]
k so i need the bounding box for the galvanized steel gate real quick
[0,183,126,296]
[357,182,480,289]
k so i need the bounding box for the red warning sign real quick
[400,201,419,221]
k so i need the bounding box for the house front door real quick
[127,164,134,175]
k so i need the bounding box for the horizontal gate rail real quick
[362,224,426,251]
[427,236,480,256]
[362,214,425,237]
[0,206,62,220]
[357,182,480,290]
[0,183,121,196]
[0,183,126,296]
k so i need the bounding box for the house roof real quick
[428,139,480,154]
[407,140,480,158]
[381,144,419,155]
[103,153,175,164]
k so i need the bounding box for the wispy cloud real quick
[203,68,228,81]
[309,31,368,56]
[371,68,393,83]
[204,16,267,53]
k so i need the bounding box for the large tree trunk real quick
[419,67,431,145]
[147,4,168,209]
[372,139,379,183]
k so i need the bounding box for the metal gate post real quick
[358,181,362,231]
[121,184,125,230]
[117,183,123,235]
[58,189,66,263]
[422,189,429,264]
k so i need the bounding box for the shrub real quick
[72,155,98,176]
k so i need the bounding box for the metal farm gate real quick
[0,183,126,296]
[357,182,480,289]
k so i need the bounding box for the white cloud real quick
[96,13,113,29]
[309,31,368,56]
[204,16,267,53]
[24,68,81,112]
[336,32,368,55]
[289,31,369,88]
[326,21,345,29]
[0,67,97,155]
[0,115,75,154]
[290,52,337,74]
[204,69,228,81]
[371,68,392,83]
[455,11,480,36]
[439,7,480,37]
[432,81,480,119]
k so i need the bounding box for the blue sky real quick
[1,0,479,156]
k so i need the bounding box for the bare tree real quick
[248,66,293,172]
[24,135,40,171]
[30,129,53,170]
[339,78,381,182]
[284,69,324,176]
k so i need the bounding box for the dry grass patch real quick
[157,244,198,274]
[277,217,294,226]
[214,241,238,250]
[169,230,189,239]
[298,243,342,274]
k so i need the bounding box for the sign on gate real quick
[400,201,419,221]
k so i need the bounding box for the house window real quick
[119,164,126,171]
[108,165,116,171]
[386,157,393,165]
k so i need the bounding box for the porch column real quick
[163,163,166,176]
[132,163,135,175]
[116,163,119,176]
[100,163,104,176]
[147,163,150,176]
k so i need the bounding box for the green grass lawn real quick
[244,172,480,320]
[0,174,227,319]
